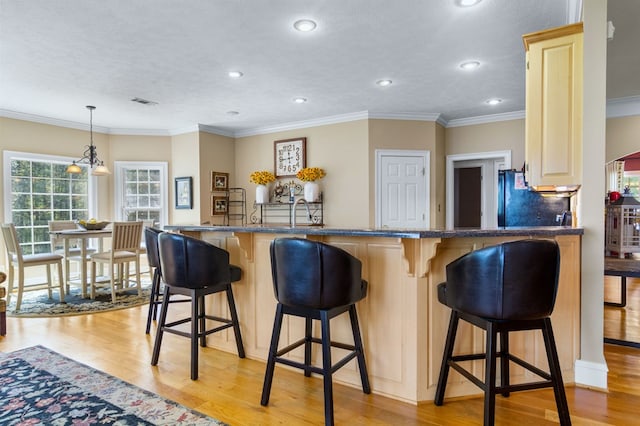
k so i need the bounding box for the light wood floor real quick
[604,275,640,343]
[1,304,639,425]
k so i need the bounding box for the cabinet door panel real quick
[525,24,583,188]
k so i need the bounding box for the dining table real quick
[48,228,112,298]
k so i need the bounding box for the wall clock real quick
[274,137,306,177]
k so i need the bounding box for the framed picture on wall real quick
[211,171,229,191]
[175,177,193,209]
[212,196,228,215]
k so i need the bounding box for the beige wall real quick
[445,119,526,168]
[235,120,369,227]
[606,115,640,162]
[170,131,200,225]
[199,132,236,225]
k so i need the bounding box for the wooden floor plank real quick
[1,304,639,425]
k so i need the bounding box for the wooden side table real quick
[604,257,640,307]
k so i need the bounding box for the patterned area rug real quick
[0,345,226,425]
[6,279,152,317]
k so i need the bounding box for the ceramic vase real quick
[304,181,320,202]
[255,184,269,204]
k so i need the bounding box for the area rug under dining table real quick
[0,345,226,425]
[6,279,152,317]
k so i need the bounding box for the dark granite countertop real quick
[164,224,584,239]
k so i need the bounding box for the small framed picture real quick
[211,171,229,191]
[212,196,228,215]
[175,177,193,209]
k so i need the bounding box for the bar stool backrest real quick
[270,237,366,310]
[443,239,560,320]
[144,228,163,270]
[158,232,231,289]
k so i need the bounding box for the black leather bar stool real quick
[151,232,245,380]
[434,239,571,426]
[143,228,189,334]
[261,238,370,426]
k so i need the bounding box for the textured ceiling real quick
[0,0,636,135]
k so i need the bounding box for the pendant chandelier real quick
[66,105,110,176]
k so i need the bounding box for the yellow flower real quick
[249,170,276,185]
[296,167,326,182]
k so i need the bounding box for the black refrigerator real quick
[497,170,570,227]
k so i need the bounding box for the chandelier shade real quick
[66,105,110,176]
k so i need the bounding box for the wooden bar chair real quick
[1,223,65,311]
[90,221,143,302]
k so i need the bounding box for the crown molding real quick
[233,111,370,138]
[0,109,111,134]
[0,108,173,136]
[446,110,526,128]
[368,111,445,126]
[4,96,640,137]
[106,127,172,136]
[607,96,640,119]
[196,124,235,138]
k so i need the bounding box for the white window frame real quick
[3,150,100,223]
[113,161,168,227]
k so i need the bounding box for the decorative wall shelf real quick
[251,198,323,226]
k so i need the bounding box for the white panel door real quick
[377,151,428,228]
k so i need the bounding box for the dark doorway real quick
[454,167,481,228]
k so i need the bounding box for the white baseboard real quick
[574,359,608,390]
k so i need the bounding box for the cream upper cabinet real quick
[523,23,583,190]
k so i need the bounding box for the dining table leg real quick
[80,239,88,298]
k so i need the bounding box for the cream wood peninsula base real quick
[167,225,582,404]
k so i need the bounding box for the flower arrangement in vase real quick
[296,167,325,182]
[249,170,276,204]
[296,167,325,202]
[249,170,276,185]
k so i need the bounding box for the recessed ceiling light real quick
[458,0,482,7]
[486,98,503,105]
[226,111,240,115]
[293,19,317,32]
[376,79,393,87]
[293,97,307,103]
[228,71,243,78]
[459,61,480,70]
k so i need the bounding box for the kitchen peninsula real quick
[165,224,582,404]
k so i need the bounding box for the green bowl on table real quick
[77,220,110,230]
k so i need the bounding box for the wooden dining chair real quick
[48,220,97,294]
[90,221,143,302]
[1,223,65,311]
